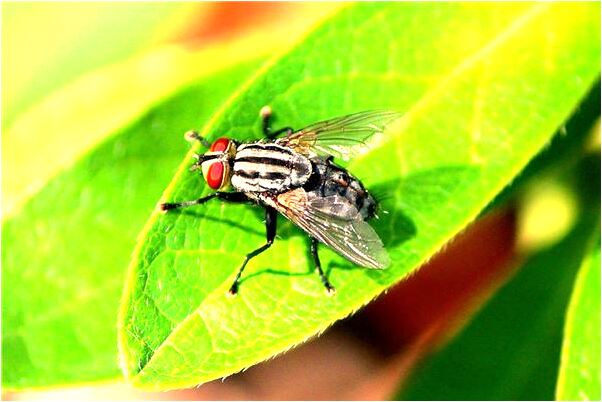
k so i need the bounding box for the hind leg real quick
[310,238,336,295]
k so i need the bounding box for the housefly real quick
[161,107,400,295]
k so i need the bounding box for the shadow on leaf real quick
[177,208,265,237]
[367,164,480,285]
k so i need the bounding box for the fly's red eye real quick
[207,162,225,189]
[210,138,230,152]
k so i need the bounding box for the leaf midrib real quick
[132,3,551,379]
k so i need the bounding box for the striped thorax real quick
[231,143,312,193]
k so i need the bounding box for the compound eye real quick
[206,162,225,190]
[210,138,230,152]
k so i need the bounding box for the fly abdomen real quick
[231,143,312,193]
[304,158,378,220]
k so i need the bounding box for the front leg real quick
[160,192,248,211]
[229,207,277,295]
[260,106,293,139]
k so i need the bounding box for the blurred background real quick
[2,3,599,401]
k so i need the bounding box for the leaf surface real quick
[118,3,601,389]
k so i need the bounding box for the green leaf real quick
[556,243,601,400]
[484,81,600,218]
[118,3,600,389]
[2,59,262,390]
[398,154,600,400]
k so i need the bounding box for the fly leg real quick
[184,130,211,147]
[229,207,277,295]
[160,192,248,211]
[260,106,293,139]
[311,238,336,295]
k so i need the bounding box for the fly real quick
[161,106,400,295]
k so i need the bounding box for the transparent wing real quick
[276,110,401,161]
[271,189,390,269]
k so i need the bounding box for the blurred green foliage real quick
[2,2,191,127]
[556,240,601,401]
[399,154,600,400]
